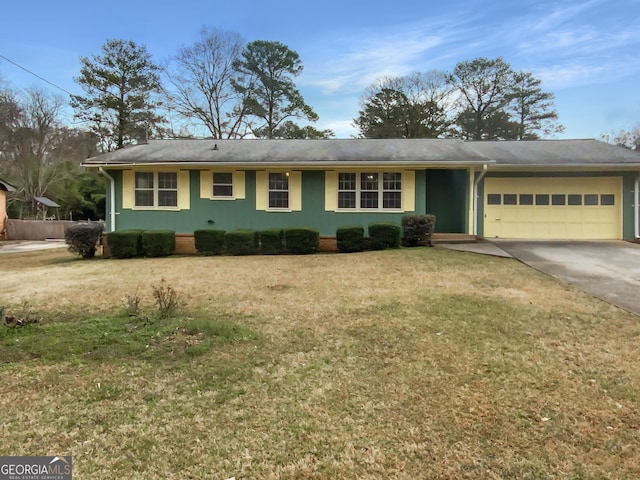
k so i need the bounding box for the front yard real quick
[1,247,639,479]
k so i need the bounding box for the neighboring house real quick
[82,139,640,249]
[0,178,17,239]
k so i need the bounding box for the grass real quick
[1,247,639,479]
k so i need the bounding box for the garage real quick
[483,177,622,239]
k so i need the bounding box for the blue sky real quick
[1,0,639,139]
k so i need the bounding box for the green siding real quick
[425,169,468,233]
[110,170,426,236]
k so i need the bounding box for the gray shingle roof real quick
[469,139,640,166]
[82,138,640,168]
[82,138,488,166]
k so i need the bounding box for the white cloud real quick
[300,14,481,95]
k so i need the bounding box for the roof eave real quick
[83,160,494,169]
[493,163,640,170]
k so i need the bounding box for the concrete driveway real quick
[0,240,67,254]
[491,240,640,315]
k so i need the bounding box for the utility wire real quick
[0,53,74,96]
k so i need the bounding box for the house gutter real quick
[472,164,488,236]
[635,173,640,239]
[98,167,116,232]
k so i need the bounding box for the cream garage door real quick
[484,177,622,239]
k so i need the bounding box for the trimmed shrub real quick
[141,230,176,257]
[336,225,365,253]
[259,229,283,255]
[402,214,437,247]
[225,230,258,256]
[106,230,145,258]
[284,228,320,255]
[194,229,226,255]
[64,223,103,259]
[368,222,401,250]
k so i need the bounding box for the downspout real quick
[472,164,488,237]
[635,173,640,239]
[98,167,116,232]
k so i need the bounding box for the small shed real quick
[33,196,61,220]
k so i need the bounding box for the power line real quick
[0,53,74,96]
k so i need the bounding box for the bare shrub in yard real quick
[152,279,181,319]
[121,288,142,317]
[2,302,43,327]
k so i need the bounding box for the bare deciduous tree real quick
[163,27,251,139]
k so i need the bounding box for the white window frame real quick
[268,172,290,210]
[134,171,179,209]
[337,171,402,211]
[212,172,234,198]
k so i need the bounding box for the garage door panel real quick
[484,177,621,239]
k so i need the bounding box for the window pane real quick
[360,191,378,209]
[600,194,615,206]
[338,192,356,208]
[519,194,533,205]
[383,192,401,209]
[568,194,582,205]
[213,185,233,197]
[361,173,378,190]
[269,191,289,208]
[551,194,565,206]
[158,172,177,189]
[213,172,233,184]
[338,173,356,190]
[135,172,154,189]
[213,172,233,197]
[269,172,289,190]
[503,194,517,205]
[383,172,401,190]
[158,190,178,207]
[584,194,598,205]
[135,190,154,207]
[268,173,289,208]
[487,194,501,205]
[536,194,549,205]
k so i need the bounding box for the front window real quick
[213,172,233,197]
[135,172,155,207]
[338,172,402,210]
[135,172,178,208]
[269,172,289,209]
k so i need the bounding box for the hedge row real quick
[336,215,437,253]
[106,230,175,259]
[106,214,436,258]
[193,228,319,256]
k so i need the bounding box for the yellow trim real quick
[325,171,337,211]
[122,170,134,209]
[289,171,302,211]
[200,170,246,200]
[199,170,210,199]
[256,170,302,211]
[178,170,190,209]
[234,171,246,199]
[123,169,190,211]
[402,170,415,212]
[256,171,268,210]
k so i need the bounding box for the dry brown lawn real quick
[1,247,639,479]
